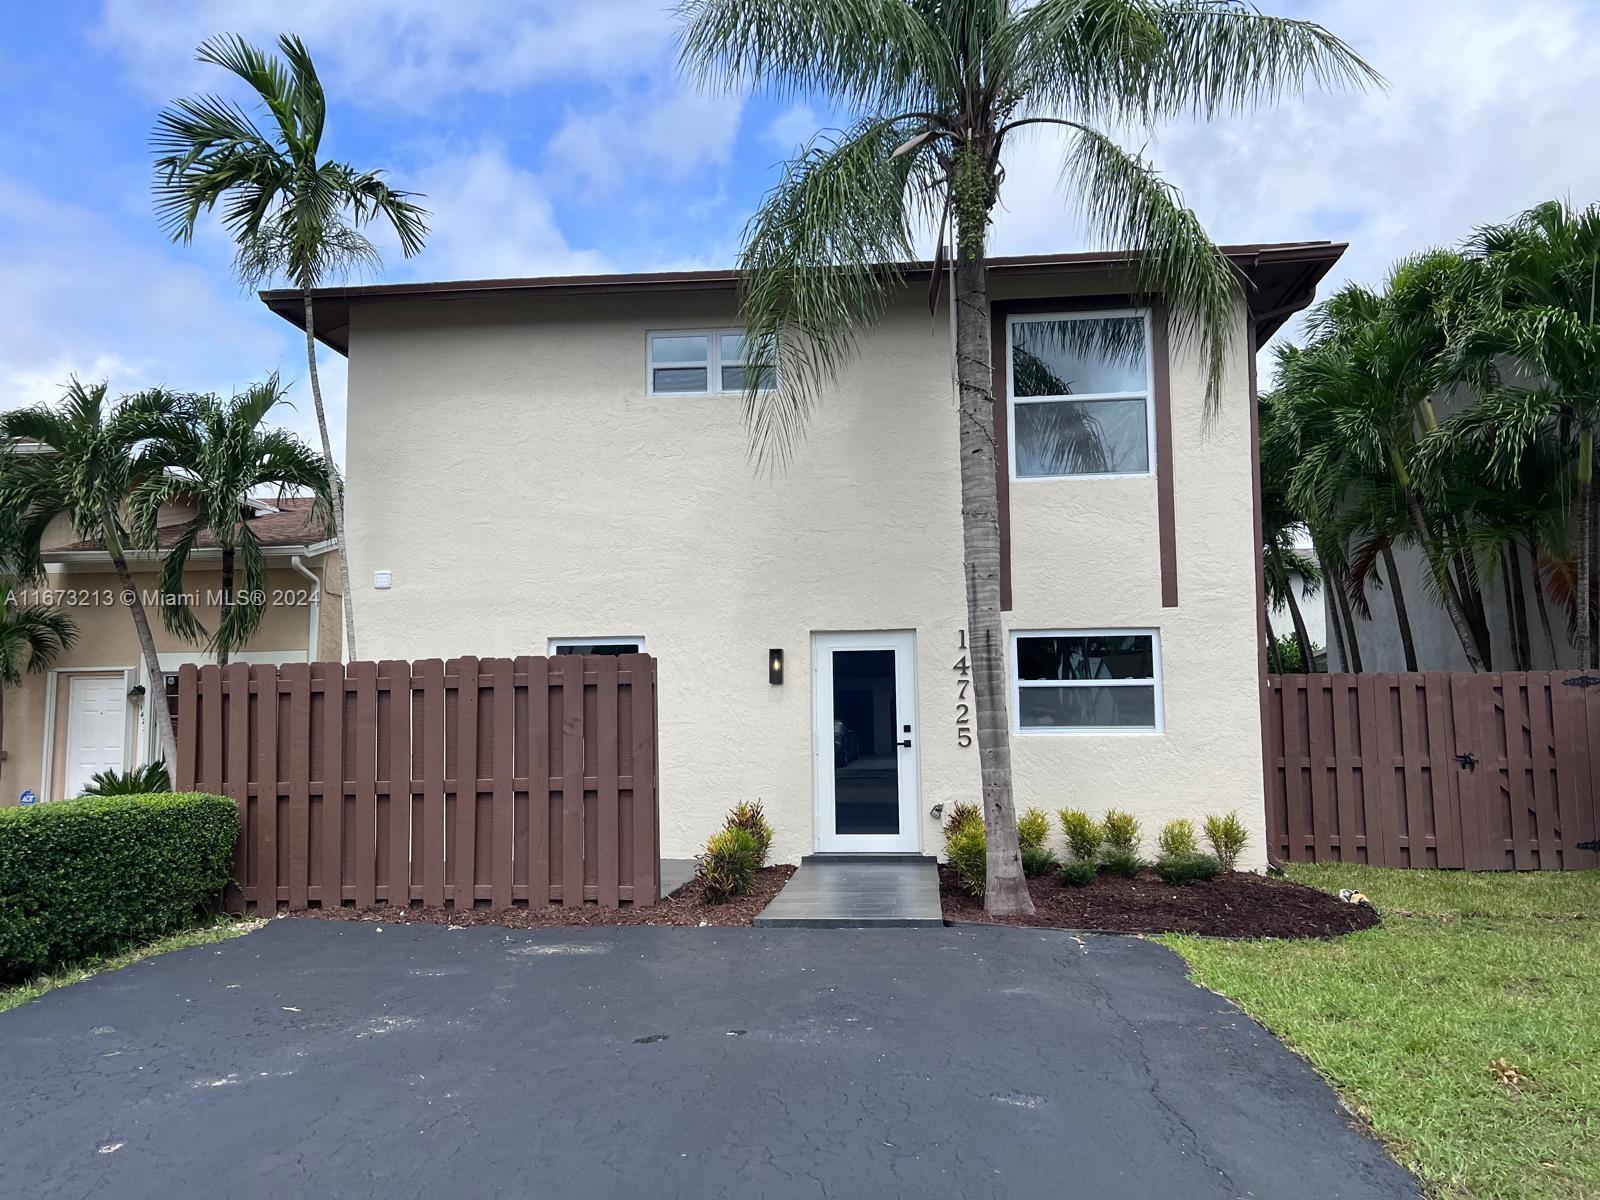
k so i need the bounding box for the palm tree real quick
[677,0,1375,911]
[1456,200,1600,667]
[0,579,77,796]
[130,376,334,666]
[0,382,181,765]
[152,33,428,661]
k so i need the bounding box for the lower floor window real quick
[548,637,645,656]
[1012,630,1161,732]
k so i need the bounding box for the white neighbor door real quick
[812,631,920,852]
[64,675,128,799]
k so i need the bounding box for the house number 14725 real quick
[954,630,973,747]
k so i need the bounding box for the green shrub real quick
[1058,809,1104,862]
[1099,847,1145,879]
[725,800,774,867]
[1101,809,1142,856]
[946,824,987,899]
[697,827,760,903]
[1058,859,1097,887]
[1157,818,1198,858]
[1203,811,1250,871]
[1021,846,1059,878]
[943,800,983,843]
[1154,853,1223,885]
[81,761,172,796]
[0,792,236,983]
[1016,807,1050,854]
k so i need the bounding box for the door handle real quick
[898,738,912,748]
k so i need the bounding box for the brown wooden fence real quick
[1265,672,1600,870]
[173,655,660,913]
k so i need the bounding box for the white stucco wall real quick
[341,274,1266,868]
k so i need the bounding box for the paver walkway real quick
[0,921,1419,1199]
[753,855,944,926]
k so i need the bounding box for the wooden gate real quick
[173,655,660,912]
[1265,672,1600,870]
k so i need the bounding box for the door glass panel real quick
[832,649,900,835]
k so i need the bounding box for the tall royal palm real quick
[0,383,181,765]
[678,0,1376,912]
[131,376,334,667]
[152,33,428,660]
[1459,200,1600,667]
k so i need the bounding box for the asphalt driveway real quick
[0,921,1417,1199]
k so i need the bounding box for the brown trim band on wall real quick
[990,306,1013,611]
[1151,306,1179,608]
[990,295,1179,613]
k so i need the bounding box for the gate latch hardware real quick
[1562,674,1600,689]
[1454,752,1478,773]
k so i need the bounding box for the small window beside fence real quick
[173,654,660,913]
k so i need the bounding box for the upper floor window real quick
[647,330,773,396]
[1008,311,1153,479]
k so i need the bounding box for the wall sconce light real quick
[768,648,784,685]
[127,684,147,702]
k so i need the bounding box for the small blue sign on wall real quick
[19,789,37,806]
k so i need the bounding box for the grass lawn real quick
[1166,866,1600,1200]
[1,914,263,1015]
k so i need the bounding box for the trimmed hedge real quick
[0,793,237,982]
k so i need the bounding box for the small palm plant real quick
[677,0,1376,912]
[0,584,77,795]
[153,33,429,660]
[132,376,333,665]
[0,382,181,764]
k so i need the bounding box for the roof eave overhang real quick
[261,242,1347,356]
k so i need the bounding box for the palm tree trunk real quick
[1579,428,1594,671]
[1497,546,1525,671]
[0,687,7,794]
[1504,543,1533,672]
[1332,571,1364,672]
[1265,610,1284,674]
[107,528,178,767]
[1530,542,1560,667]
[218,545,234,668]
[1397,461,1484,669]
[1380,544,1418,672]
[953,243,1030,915]
[1323,572,1350,670]
[304,290,357,661]
[1283,583,1316,671]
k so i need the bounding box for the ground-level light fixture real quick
[768,648,783,685]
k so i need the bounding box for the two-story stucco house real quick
[262,243,1343,869]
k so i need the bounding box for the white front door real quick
[813,631,920,853]
[64,674,128,799]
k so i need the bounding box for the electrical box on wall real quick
[373,570,392,589]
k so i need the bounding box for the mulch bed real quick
[938,866,1380,939]
[291,865,796,929]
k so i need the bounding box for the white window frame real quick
[645,329,771,397]
[547,636,647,656]
[1007,308,1156,482]
[1010,628,1164,735]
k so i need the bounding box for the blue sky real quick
[3,1,1598,462]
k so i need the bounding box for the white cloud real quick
[763,103,820,153]
[545,85,745,200]
[988,0,1600,357]
[94,0,678,109]
[402,145,611,280]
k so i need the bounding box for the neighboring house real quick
[1,495,342,804]
[262,243,1343,868]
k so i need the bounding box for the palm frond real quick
[736,118,932,469]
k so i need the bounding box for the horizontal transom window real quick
[548,637,645,656]
[1012,631,1162,733]
[647,329,774,396]
[1009,311,1153,478]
